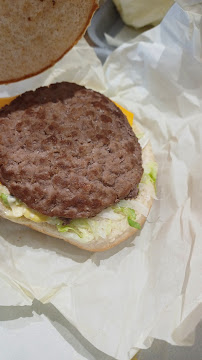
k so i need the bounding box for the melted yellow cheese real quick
[0,96,16,108]
[23,209,48,223]
[115,102,134,126]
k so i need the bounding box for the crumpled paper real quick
[0,2,202,359]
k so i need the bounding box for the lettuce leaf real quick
[57,223,83,238]
[0,193,10,208]
[128,218,141,229]
[56,218,93,238]
[113,207,141,230]
[147,161,158,183]
[142,161,158,185]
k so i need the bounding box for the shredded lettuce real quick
[0,162,158,241]
[97,208,123,220]
[113,207,141,230]
[71,219,92,231]
[136,132,144,139]
[0,193,10,208]
[147,161,158,183]
[88,218,112,239]
[128,218,141,230]
[146,161,158,182]
[56,218,93,238]
[138,133,150,149]
[57,223,83,238]
[141,161,158,188]
[118,199,149,217]
[56,217,114,242]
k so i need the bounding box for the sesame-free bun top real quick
[0,0,98,84]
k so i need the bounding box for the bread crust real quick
[0,0,98,84]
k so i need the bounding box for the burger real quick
[0,82,157,251]
[0,1,157,251]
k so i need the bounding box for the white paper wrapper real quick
[0,2,202,359]
[105,26,143,48]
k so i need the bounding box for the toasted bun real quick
[0,131,155,252]
[0,0,98,84]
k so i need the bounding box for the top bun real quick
[0,0,98,84]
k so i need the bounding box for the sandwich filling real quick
[0,156,157,243]
[0,82,157,243]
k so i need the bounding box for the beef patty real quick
[0,82,143,219]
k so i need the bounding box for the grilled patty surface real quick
[0,82,143,218]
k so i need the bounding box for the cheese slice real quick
[115,102,134,126]
[0,96,16,108]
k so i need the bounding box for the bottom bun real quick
[0,210,147,252]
